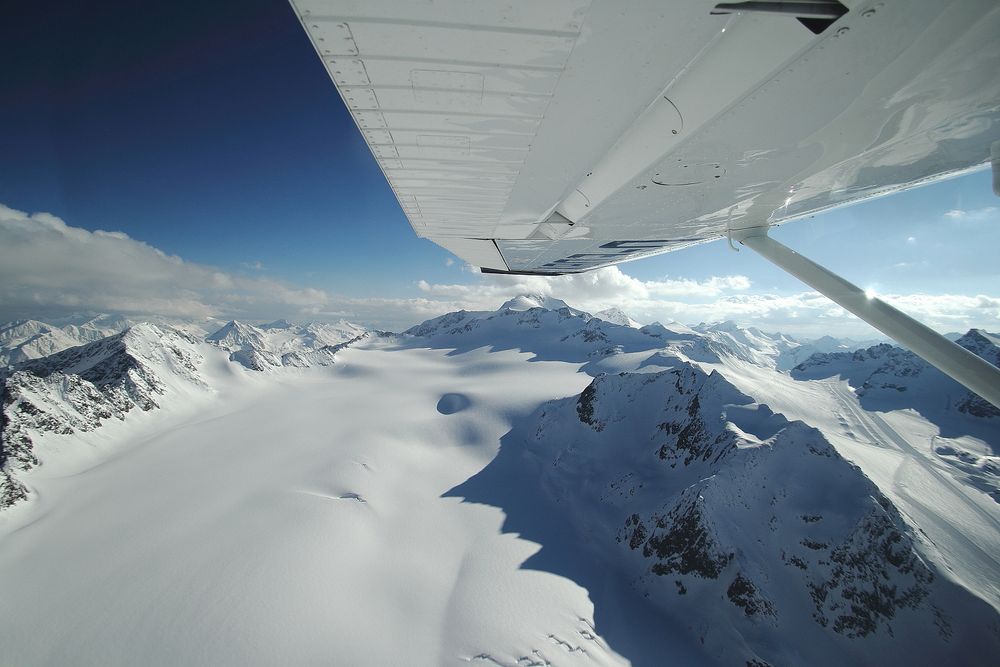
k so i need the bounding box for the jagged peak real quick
[206,319,264,340]
[641,320,699,337]
[0,318,54,333]
[957,328,1000,349]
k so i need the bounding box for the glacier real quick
[1,300,997,666]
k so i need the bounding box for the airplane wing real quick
[288,0,1000,274]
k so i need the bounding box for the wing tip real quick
[479,267,569,276]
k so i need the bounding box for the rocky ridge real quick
[0,324,206,507]
[206,319,367,370]
[521,362,997,664]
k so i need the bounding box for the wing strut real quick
[736,227,1000,410]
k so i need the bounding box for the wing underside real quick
[290,0,1000,274]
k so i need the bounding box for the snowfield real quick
[1,337,638,666]
[1,300,998,666]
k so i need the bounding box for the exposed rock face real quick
[951,330,1000,418]
[627,489,734,579]
[0,324,205,508]
[806,503,933,638]
[526,361,996,665]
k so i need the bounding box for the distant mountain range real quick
[206,318,367,370]
[1,324,207,506]
[0,317,370,506]
[794,329,1000,420]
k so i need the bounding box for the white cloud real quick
[943,206,998,223]
[2,203,997,337]
[0,204,329,323]
[417,267,750,308]
[404,267,1000,337]
[240,260,264,271]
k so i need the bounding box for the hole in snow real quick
[437,392,471,415]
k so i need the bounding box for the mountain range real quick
[1,298,997,665]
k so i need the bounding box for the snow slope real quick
[791,330,1000,502]
[0,338,636,666]
[691,340,1000,613]
[0,319,83,366]
[594,307,641,328]
[0,324,210,506]
[496,364,997,665]
[793,330,1000,423]
[1,299,997,666]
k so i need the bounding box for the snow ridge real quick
[522,362,998,664]
[1,299,997,665]
[206,319,367,370]
[793,329,1000,420]
[0,324,206,507]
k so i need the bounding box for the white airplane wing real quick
[289,0,1000,409]
[289,0,999,274]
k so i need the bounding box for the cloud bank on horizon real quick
[1,203,997,337]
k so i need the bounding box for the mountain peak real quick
[498,294,573,312]
[206,320,262,339]
[594,307,641,328]
[204,318,365,371]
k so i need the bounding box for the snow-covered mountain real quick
[405,302,789,370]
[1,316,374,509]
[0,314,158,367]
[594,307,641,328]
[2,299,997,666]
[791,329,1000,503]
[0,319,84,366]
[0,324,207,507]
[775,333,881,371]
[452,360,998,664]
[693,321,877,370]
[498,293,577,313]
[793,329,1000,420]
[206,319,367,370]
[55,313,135,343]
[402,300,1000,663]
[406,302,660,362]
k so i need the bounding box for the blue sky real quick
[1,0,997,336]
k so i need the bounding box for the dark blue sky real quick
[0,0,457,293]
[0,0,996,332]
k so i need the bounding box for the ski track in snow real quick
[825,380,1000,604]
[699,357,1000,613]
